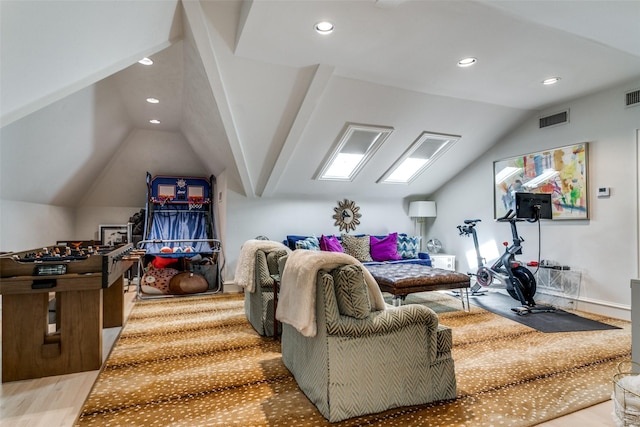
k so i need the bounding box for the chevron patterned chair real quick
[280,263,457,422]
[244,248,288,336]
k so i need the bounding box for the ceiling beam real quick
[182,0,254,197]
[260,64,334,197]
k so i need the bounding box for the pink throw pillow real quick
[320,235,344,252]
[370,233,402,261]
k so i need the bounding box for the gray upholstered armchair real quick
[244,248,288,336]
[279,263,457,422]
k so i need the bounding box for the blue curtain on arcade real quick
[146,208,211,254]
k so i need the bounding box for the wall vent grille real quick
[626,89,640,107]
[539,110,569,129]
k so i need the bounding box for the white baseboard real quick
[534,288,630,321]
[573,296,630,321]
[224,281,242,293]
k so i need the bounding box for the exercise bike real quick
[457,209,555,315]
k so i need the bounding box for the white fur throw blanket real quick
[275,250,386,337]
[234,240,291,293]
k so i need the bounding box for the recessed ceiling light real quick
[542,77,561,85]
[457,57,477,67]
[149,119,160,124]
[146,97,159,104]
[315,21,334,34]
[138,57,153,66]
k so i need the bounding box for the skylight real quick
[315,123,393,181]
[378,132,460,184]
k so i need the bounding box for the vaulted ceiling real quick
[2,0,639,207]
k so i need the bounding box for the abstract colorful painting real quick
[493,143,589,220]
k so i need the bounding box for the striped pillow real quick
[397,234,421,259]
[331,264,371,319]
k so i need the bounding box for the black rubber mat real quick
[469,291,620,333]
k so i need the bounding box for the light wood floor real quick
[0,289,617,427]
[1,288,137,427]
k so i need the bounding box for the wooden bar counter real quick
[0,244,133,382]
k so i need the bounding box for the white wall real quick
[0,200,141,251]
[430,79,640,319]
[214,170,229,280]
[0,200,75,251]
[224,192,415,281]
[0,126,211,251]
[74,206,143,243]
[80,129,210,208]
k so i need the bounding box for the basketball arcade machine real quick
[136,173,222,299]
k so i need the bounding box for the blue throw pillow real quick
[295,236,320,251]
[286,235,311,250]
[397,234,421,259]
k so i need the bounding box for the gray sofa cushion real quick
[331,264,371,319]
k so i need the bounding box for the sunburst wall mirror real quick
[333,199,361,232]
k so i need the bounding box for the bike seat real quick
[464,219,481,224]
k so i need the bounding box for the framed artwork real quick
[99,224,131,246]
[493,142,589,220]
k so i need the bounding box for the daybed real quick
[276,250,457,422]
[284,232,470,306]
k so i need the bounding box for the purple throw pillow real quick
[320,235,344,252]
[370,233,402,261]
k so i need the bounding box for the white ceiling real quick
[2,0,640,207]
[235,0,640,110]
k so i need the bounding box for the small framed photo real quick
[99,224,131,246]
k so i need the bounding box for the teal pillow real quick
[331,264,371,319]
[295,236,320,250]
[397,234,421,259]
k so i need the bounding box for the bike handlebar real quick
[496,209,518,222]
[458,218,481,236]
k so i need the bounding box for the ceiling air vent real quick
[626,89,640,108]
[539,110,568,129]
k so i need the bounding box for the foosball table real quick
[0,243,134,382]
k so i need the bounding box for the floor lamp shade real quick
[409,201,437,218]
